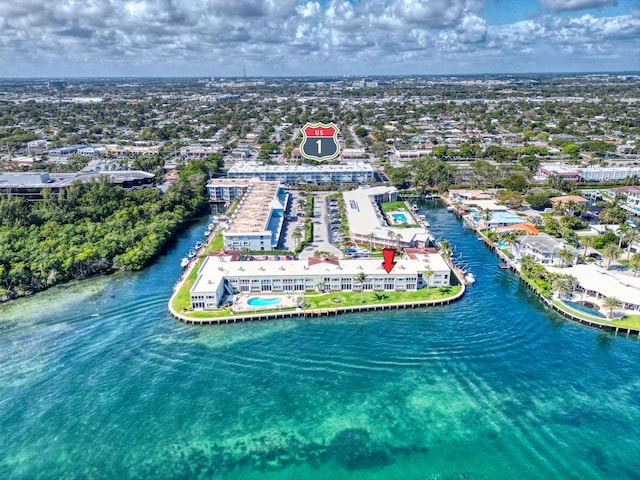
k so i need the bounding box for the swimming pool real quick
[392,213,408,222]
[247,297,282,307]
[562,300,607,319]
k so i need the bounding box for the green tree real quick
[355,271,368,303]
[292,228,303,247]
[602,243,623,269]
[602,296,622,318]
[630,252,640,277]
[502,174,528,192]
[622,229,640,260]
[423,268,434,295]
[562,142,580,159]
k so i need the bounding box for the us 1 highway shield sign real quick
[299,122,341,162]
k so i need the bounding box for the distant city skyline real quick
[1,0,639,78]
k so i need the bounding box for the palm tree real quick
[395,232,402,250]
[367,232,375,250]
[552,274,576,299]
[602,296,622,319]
[292,228,303,247]
[558,249,575,267]
[602,243,623,269]
[355,271,367,303]
[617,223,629,248]
[387,229,395,247]
[423,268,434,295]
[581,236,594,257]
[439,240,452,263]
[623,229,640,260]
[630,252,640,277]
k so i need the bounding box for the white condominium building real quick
[190,251,452,309]
[343,186,432,249]
[226,161,374,185]
[212,179,288,251]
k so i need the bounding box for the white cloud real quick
[539,0,617,13]
[0,0,638,77]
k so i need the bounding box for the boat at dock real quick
[498,262,510,269]
[464,273,476,284]
[180,258,189,268]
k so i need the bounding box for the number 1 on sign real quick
[316,139,321,153]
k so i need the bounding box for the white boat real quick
[180,258,189,268]
[447,205,455,212]
[412,204,419,211]
[464,273,476,284]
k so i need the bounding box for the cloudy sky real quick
[1,0,639,77]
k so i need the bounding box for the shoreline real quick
[168,240,467,325]
[168,283,466,325]
[443,195,640,339]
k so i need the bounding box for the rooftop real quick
[191,251,450,295]
[343,186,430,244]
[227,161,373,174]
[547,264,640,307]
[224,181,283,235]
[0,170,154,189]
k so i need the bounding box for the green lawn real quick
[173,285,464,320]
[208,233,224,252]
[304,286,463,309]
[171,257,203,312]
[380,201,408,212]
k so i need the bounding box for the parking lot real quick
[280,191,343,259]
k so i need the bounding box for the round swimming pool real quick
[247,297,281,307]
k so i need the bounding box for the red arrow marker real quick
[381,248,397,273]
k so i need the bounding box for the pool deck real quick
[232,294,298,313]
[387,209,418,226]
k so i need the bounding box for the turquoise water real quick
[562,300,607,319]
[248,297,282,307]
[392,213,408,222]
[1,203,640,479]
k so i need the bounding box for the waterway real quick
[1,202,640,479]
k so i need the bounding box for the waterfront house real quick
[511,233,579,266]
[546,264,640,314]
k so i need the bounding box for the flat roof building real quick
[343,186,432,249]
[0,171,155,200]
[220,179,288,251]
[226,161,374,185]
[190,250,451,309]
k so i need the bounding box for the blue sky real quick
[0,0,639,77]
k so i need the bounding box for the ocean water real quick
[1,203,639,480]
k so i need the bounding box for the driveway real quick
[298,192,343,259]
